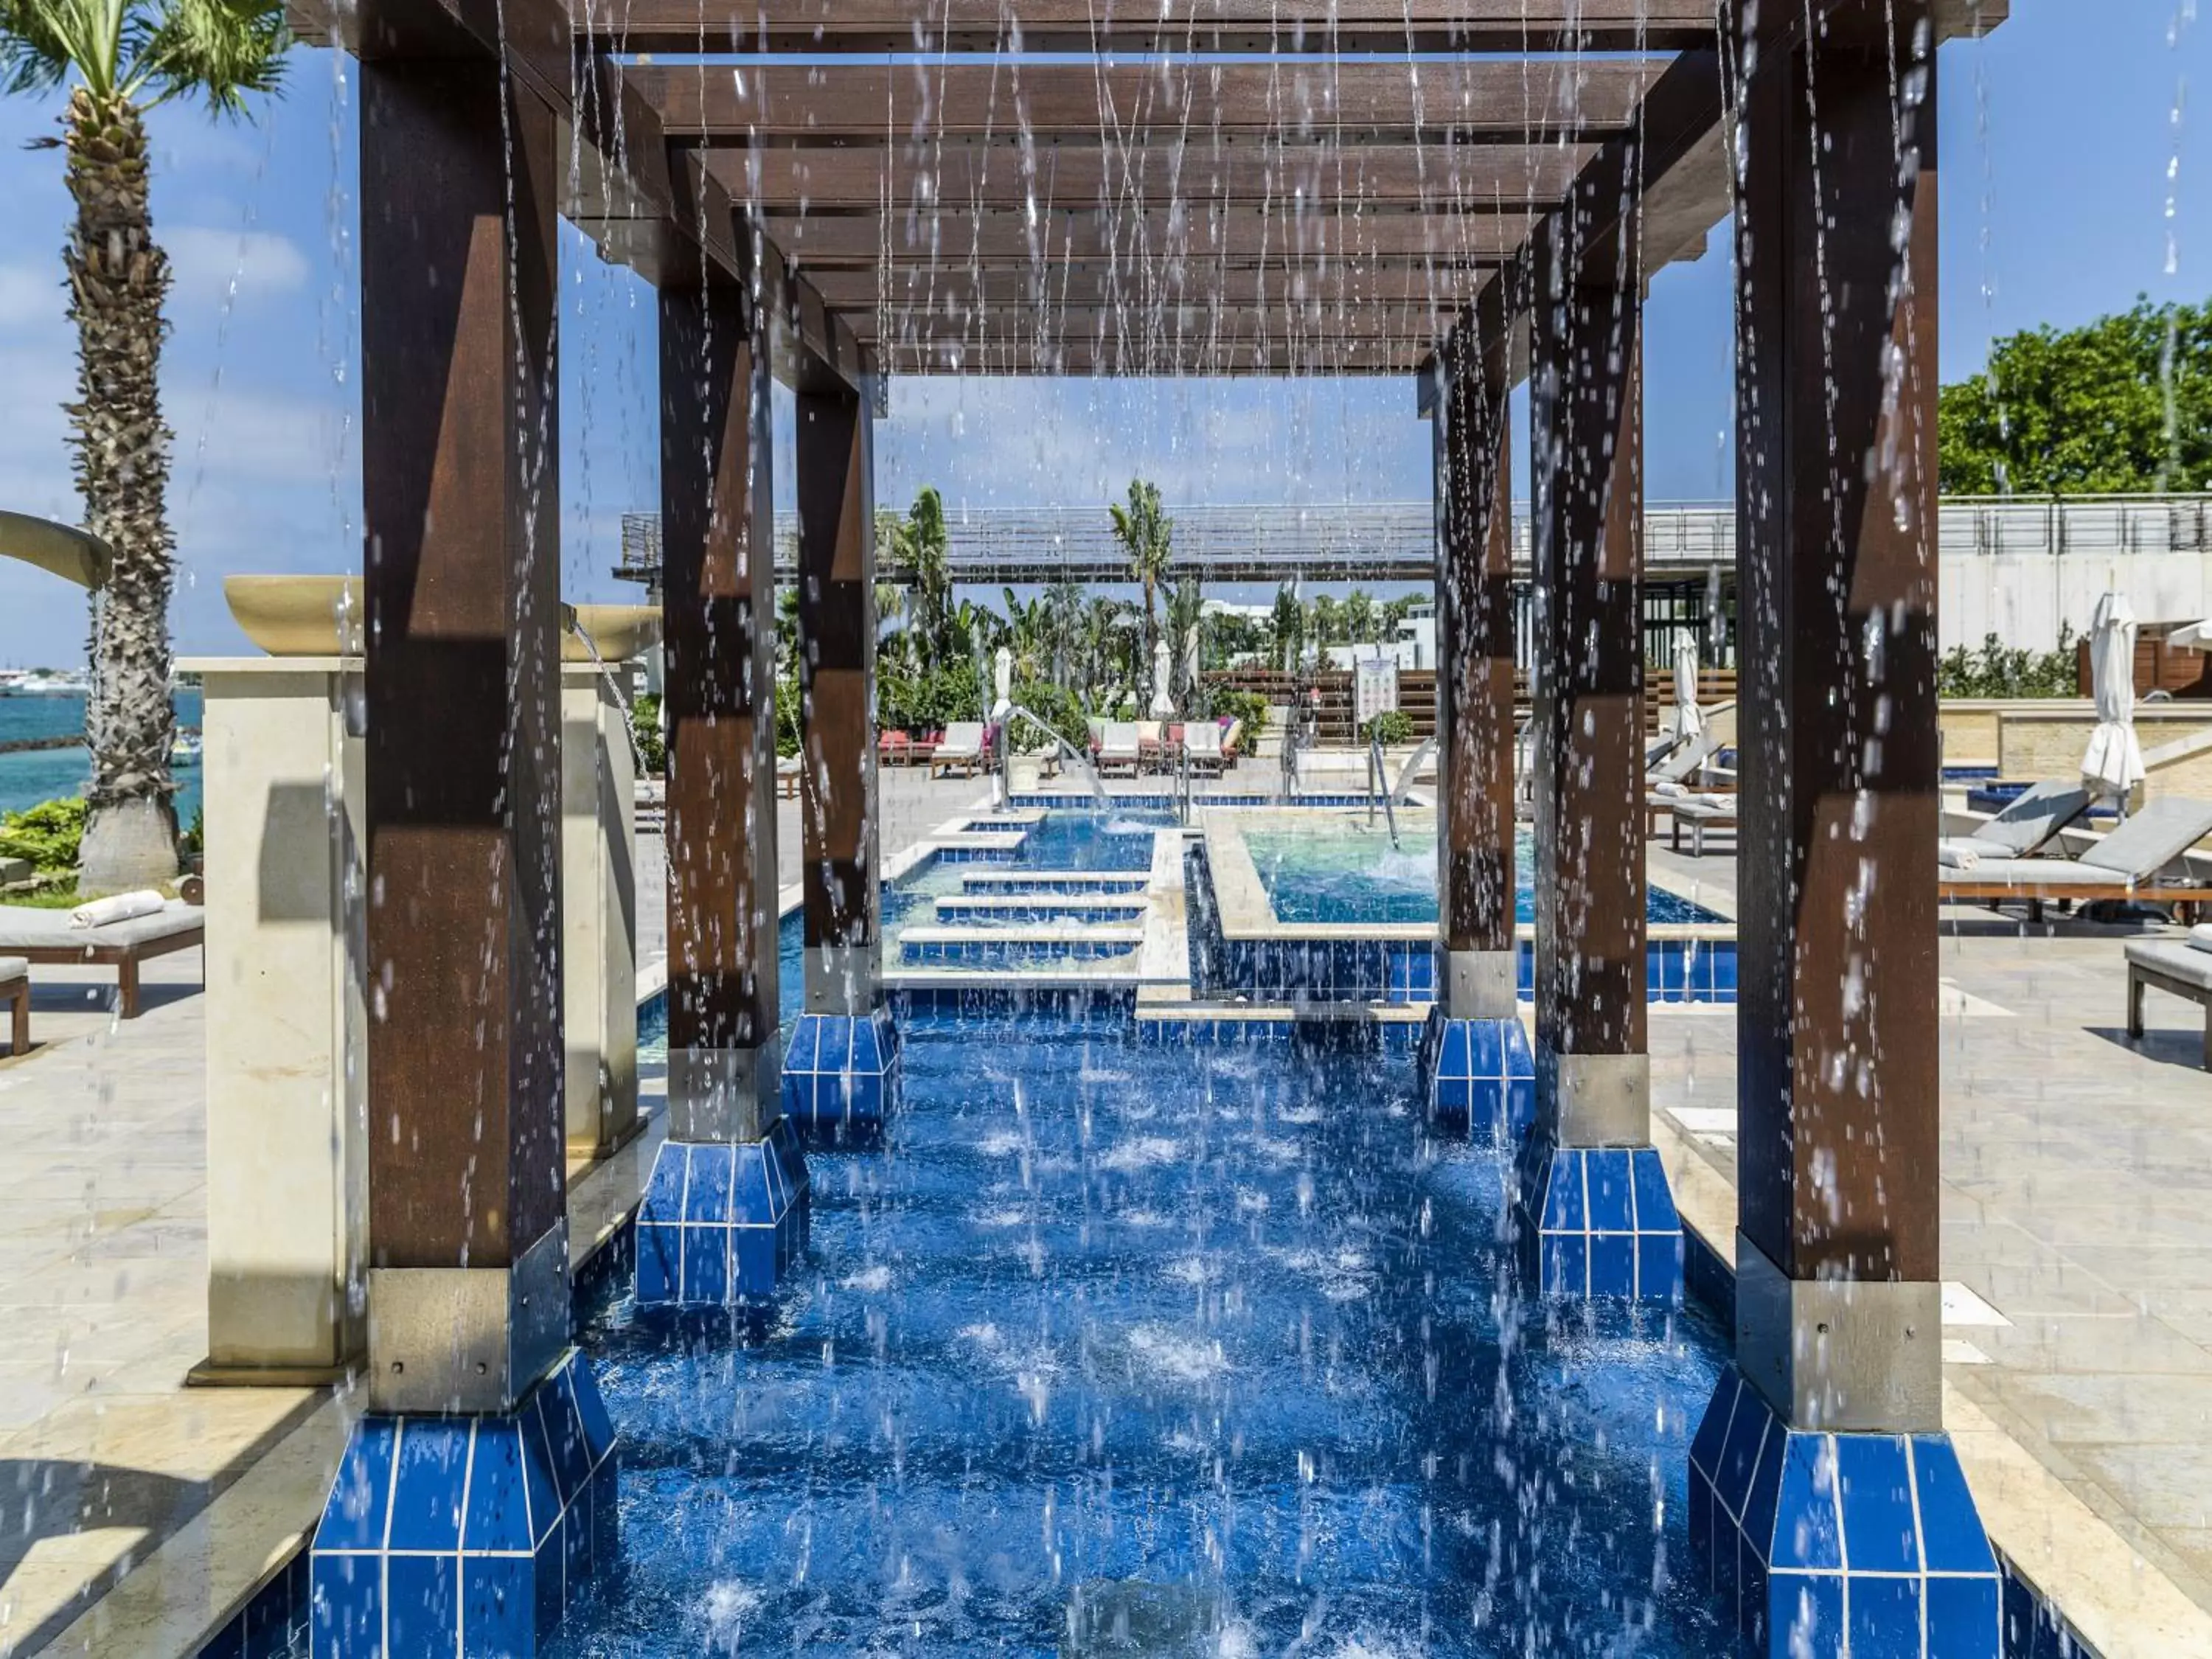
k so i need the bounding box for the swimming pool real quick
[562,1002,1733,1656]
[1247,826,1726,928]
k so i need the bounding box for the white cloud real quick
[163,227,311,310]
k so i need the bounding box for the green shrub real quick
[181,807,205,859]
[776,677,804,759]
[879,661,984,735]
[632,693,667,776]
[1936,627,2079,699]
[1008,679,1089,754]
[1360,709,1416,747]
[1208,687,1270,739]
[0,796,88,874]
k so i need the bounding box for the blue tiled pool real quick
[556,1003,1733,1656]
[1248,827,1725,928]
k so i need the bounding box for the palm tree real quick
[1040,579,1085,684]
[3,0,288,890]
[1107,478,1172,670]
[1165,576,1204,709]
[888,485,951,666]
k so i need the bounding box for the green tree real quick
[1940,296,2212,495]
[1269,585,1304,670]
[1107,479,1172,669]
[888,485,952,663]
[3,0,288,888]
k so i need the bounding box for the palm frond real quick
[0,0,123,97]
[126,0,285,113]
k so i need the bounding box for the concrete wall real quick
[1941,552,2212,655]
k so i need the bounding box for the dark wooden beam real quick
[628,60,1666,145]
[872,337,1433,375]
[771,206,1528,268]
[594,0,1719,55]
[706,141,1593,213]
[808,260,1489,312]
[358,50,568,1410]
[1433,317,1518,1019]
[1733,2,1944,1307]
[794,384,883,1009]
[660,279,782,1140]
[849,299,1454,345]
[1529,201,1646,1123]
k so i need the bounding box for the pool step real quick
[899,922,1144,967]
[932,894,1151,927]
[956,869,1150,897]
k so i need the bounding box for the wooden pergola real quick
[293,2,2014,1654]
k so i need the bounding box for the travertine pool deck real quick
[1646,839,2212,1655]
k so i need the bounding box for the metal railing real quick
[1366,734,1402,849]
[618,495,2212,591]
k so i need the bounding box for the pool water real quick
[1247,828,1724,928]
[563,1006,1730,1656]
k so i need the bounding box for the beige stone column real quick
[188,656,368,1381]
[562,658,640,1158]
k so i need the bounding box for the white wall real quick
[1940,551,2212,653]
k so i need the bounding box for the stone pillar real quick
[309,59,614,1659]
[637,278,806,1306]
[193,655,366,1382]
[786,371,900,1139]
[1689,8,1999,1654]
[561,657,638,1160]
[1419,318,1533,1139]
[1518,198,1681,1305]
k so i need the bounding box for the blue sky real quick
[0,5,2202,664]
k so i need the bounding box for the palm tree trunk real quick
[66,87,179,892]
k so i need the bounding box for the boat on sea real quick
[1,669,89,696]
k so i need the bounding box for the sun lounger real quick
[1,956,26,1054]
[930,722,987,779]
[2126,939,2212,1069]
[0,905,204,1019]
[1941,796,2212,913]
[877,729,913,767]
[1098,722,1141,776]
[776,756,801,799]
[1644,732,1723,830]
[1185,722,1227,776]
[1135,720,1166,772]
[1937,780,2091,866]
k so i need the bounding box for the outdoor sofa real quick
[0,905,204,1020]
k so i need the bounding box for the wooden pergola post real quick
[1420,300,1534,1138]
[1690,6,2000,1652]
[310,46,615,1657]
[636,274,807,1306]
[1517,185,1681,1304]
[784,369,900,1138]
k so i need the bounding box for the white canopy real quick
[2081,591,2146,804]
[1671,627,1703,740]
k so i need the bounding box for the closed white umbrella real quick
[1150,638,1175,717]
[2081,591,2146,807]
[1671,627,1703,740]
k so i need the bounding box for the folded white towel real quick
[71,889,167,929]
[1655,781,1686,798]
[2189,923,2212,954]
[1938,844,1981,871]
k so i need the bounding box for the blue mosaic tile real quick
[1688,1366,2000,1659]
[634,1133,810,1305]
[309,1349,616,1659]
[1513,1141,1683,1304]
[1416,1012,1536,1141]
[779,1009,901,1139]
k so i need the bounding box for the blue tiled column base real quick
[1513,1139,1684,1302]
[779,1008,901,1139]
[636,1126,810,1305]
[310,1349,617,1658]
[1416,1011,1536,1141]
[1689,1366,2000,1658]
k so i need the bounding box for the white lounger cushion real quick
[2074,797,2212,877]
[0,904,204,948]
[1099,723,1140,756]
[1939,858,2133,888]
[2129,939,2212,991]
[1966,782,2093,857]
[1184,725,1223,757]
[1671,796,1737,822]
[0,956,26,981]
[936,722,986,757]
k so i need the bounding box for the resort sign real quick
[1354,654,1399,726]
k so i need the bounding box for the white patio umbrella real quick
[2168,619,2212,653]
[1671,627,1703,740]
[2081,591,2146,808]
[992,645,1013,721]
[1150,638,1175,717]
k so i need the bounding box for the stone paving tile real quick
[1649,839,2212,1619]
